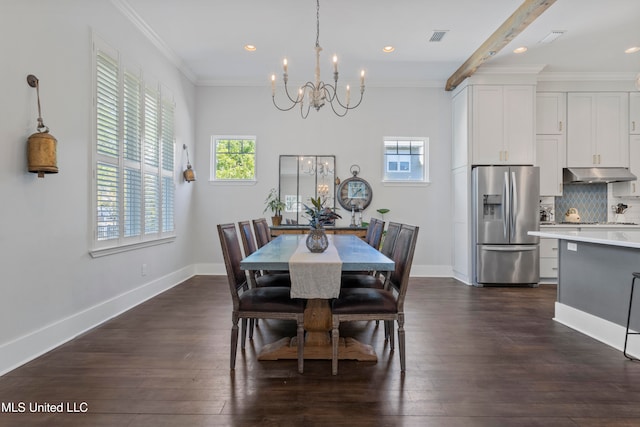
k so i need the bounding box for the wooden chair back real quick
[238,220,258,257]
[380,222,402,258]
[388,224,419,310]
[217,223,247,310]
[252,218,271,248]
[368,220,385,250]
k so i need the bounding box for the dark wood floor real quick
[2,276,640,426]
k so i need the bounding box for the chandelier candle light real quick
[271,0,365,118]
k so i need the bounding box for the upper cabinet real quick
[536,135,565,196]
[567,92,629,167]
[612,135,640,197]
[536,92,566,135]
[471,85,535,165]
[631,92,640,135]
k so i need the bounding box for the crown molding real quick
[537,72,637,82]
[110,0,197,84]
[475,65,548,75]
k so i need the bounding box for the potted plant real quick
[302,197,341,252]
[263,188,286,226]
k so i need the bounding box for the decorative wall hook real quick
[26,74,58,178]
[183,144,196,182]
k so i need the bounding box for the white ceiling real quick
[119,0,640,87]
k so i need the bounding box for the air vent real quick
[538,30,566,44]
[429,30,448,42]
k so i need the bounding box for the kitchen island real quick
[529,229,640,358]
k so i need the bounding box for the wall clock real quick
[337,165,372,212]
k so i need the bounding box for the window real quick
[383,138,429,183]
[210,136,256,182]
[93,37,175,253]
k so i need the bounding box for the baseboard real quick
[554,302,640,359]
[0,265,196,376]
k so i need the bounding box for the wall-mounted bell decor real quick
[26,74,58,178]
[183,144,196,182]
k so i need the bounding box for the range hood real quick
[563,167,637,184]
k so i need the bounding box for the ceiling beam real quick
[445,0,557,91]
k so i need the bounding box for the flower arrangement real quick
[303,197,341,229]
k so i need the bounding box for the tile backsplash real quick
[555,183,608,223]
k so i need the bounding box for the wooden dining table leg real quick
[257,299,377,362]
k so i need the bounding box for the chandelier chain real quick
[315,0,320,48]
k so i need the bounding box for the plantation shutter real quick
[96,49,120,241]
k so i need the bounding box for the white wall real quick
[0,0,196,374]
[193,85,454,276]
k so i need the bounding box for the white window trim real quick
[91,33,176,255]
[209,135,258,185]
[382,137,430,185]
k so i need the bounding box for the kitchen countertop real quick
[529,229,640,249]
[540,222,640,228]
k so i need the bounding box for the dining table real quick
[240,233,395,362]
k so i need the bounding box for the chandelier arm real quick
[327,97,350,117]
[272,96,300,112]
[283,81,303,104]
[300,100,312,119]
[320,81,337,103]
[334,86,365,110]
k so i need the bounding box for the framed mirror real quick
[279,155,336,225]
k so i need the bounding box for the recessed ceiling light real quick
[382,46,395,53]
[513,46,528,54]
[244,44,257,52]
[625,46,640,54]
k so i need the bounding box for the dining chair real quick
[340,221,401,289]
[331,224,419,375]
[217,223,305,374]
[367,219,385,250]
[364,218,379,246]
[252,218,272,248]
[238,220,291,288]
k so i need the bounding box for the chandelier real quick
[271,0,365,118]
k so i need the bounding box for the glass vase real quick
[306,228,329,253]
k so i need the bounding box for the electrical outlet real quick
[141,264,147,276]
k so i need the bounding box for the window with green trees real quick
[211,136,256,181]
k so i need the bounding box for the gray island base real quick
[530,230,640,358]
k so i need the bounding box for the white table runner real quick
[289,235,343,299]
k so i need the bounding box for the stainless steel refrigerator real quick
[472,166,540,287]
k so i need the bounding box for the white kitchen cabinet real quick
[631,92,640,134]
[539,237,559,280]
[536,92,566,135]
[472,85,535,165]
[613,135,640,197]
[567,92,629,167]
[536,135,565,196]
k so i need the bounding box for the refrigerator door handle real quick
[502,171,509,239]
[511,171,518,241]
[481,246,538,252]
